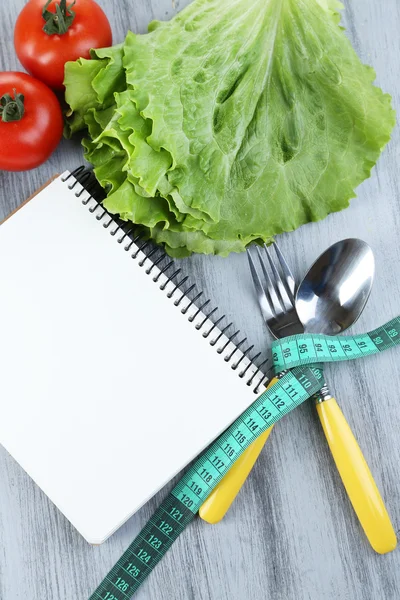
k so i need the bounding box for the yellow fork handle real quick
[199,378,278,524]
[317,397,397,554]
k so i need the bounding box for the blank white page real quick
[0,173,264,544]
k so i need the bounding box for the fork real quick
[199,243,396,554]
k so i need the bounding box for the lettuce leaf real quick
[64,45,125,138]
[64,0,395,256]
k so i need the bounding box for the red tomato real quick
[14,0,112,90]
[0,72,63,172]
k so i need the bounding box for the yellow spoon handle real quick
[317,397,397,554]
[199,378,278,524]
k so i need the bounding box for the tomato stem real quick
[42,0,76,35]
[0,89,25,123]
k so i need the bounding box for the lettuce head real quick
[64,0,395,256]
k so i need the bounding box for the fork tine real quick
[272,241,296,303]
[247,249,275,324]
[263,244,294,313]
[256,246,284,316]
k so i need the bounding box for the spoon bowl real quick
[295,238,375,335]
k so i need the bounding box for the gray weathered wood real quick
[1,0,400,598]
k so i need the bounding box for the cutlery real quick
[200,241,396,553]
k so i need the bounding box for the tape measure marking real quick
[272,317,400,372]
[89,366,323,600]
[171,367,323,510]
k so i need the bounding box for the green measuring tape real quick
[272,316,400,372]
[89,317,400,600]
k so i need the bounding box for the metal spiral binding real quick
[61,167,269,393]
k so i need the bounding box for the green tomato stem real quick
[42,0,76,35]
[0,89,25,123]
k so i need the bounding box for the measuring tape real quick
[272,316,400,372]
[89,366,323,600]
[89,317,400,600]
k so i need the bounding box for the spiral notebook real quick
[0,169,267,544]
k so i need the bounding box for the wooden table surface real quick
[1,1,400,598]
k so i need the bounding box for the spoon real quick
[296,238,397,554]
[296,238,375,335]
